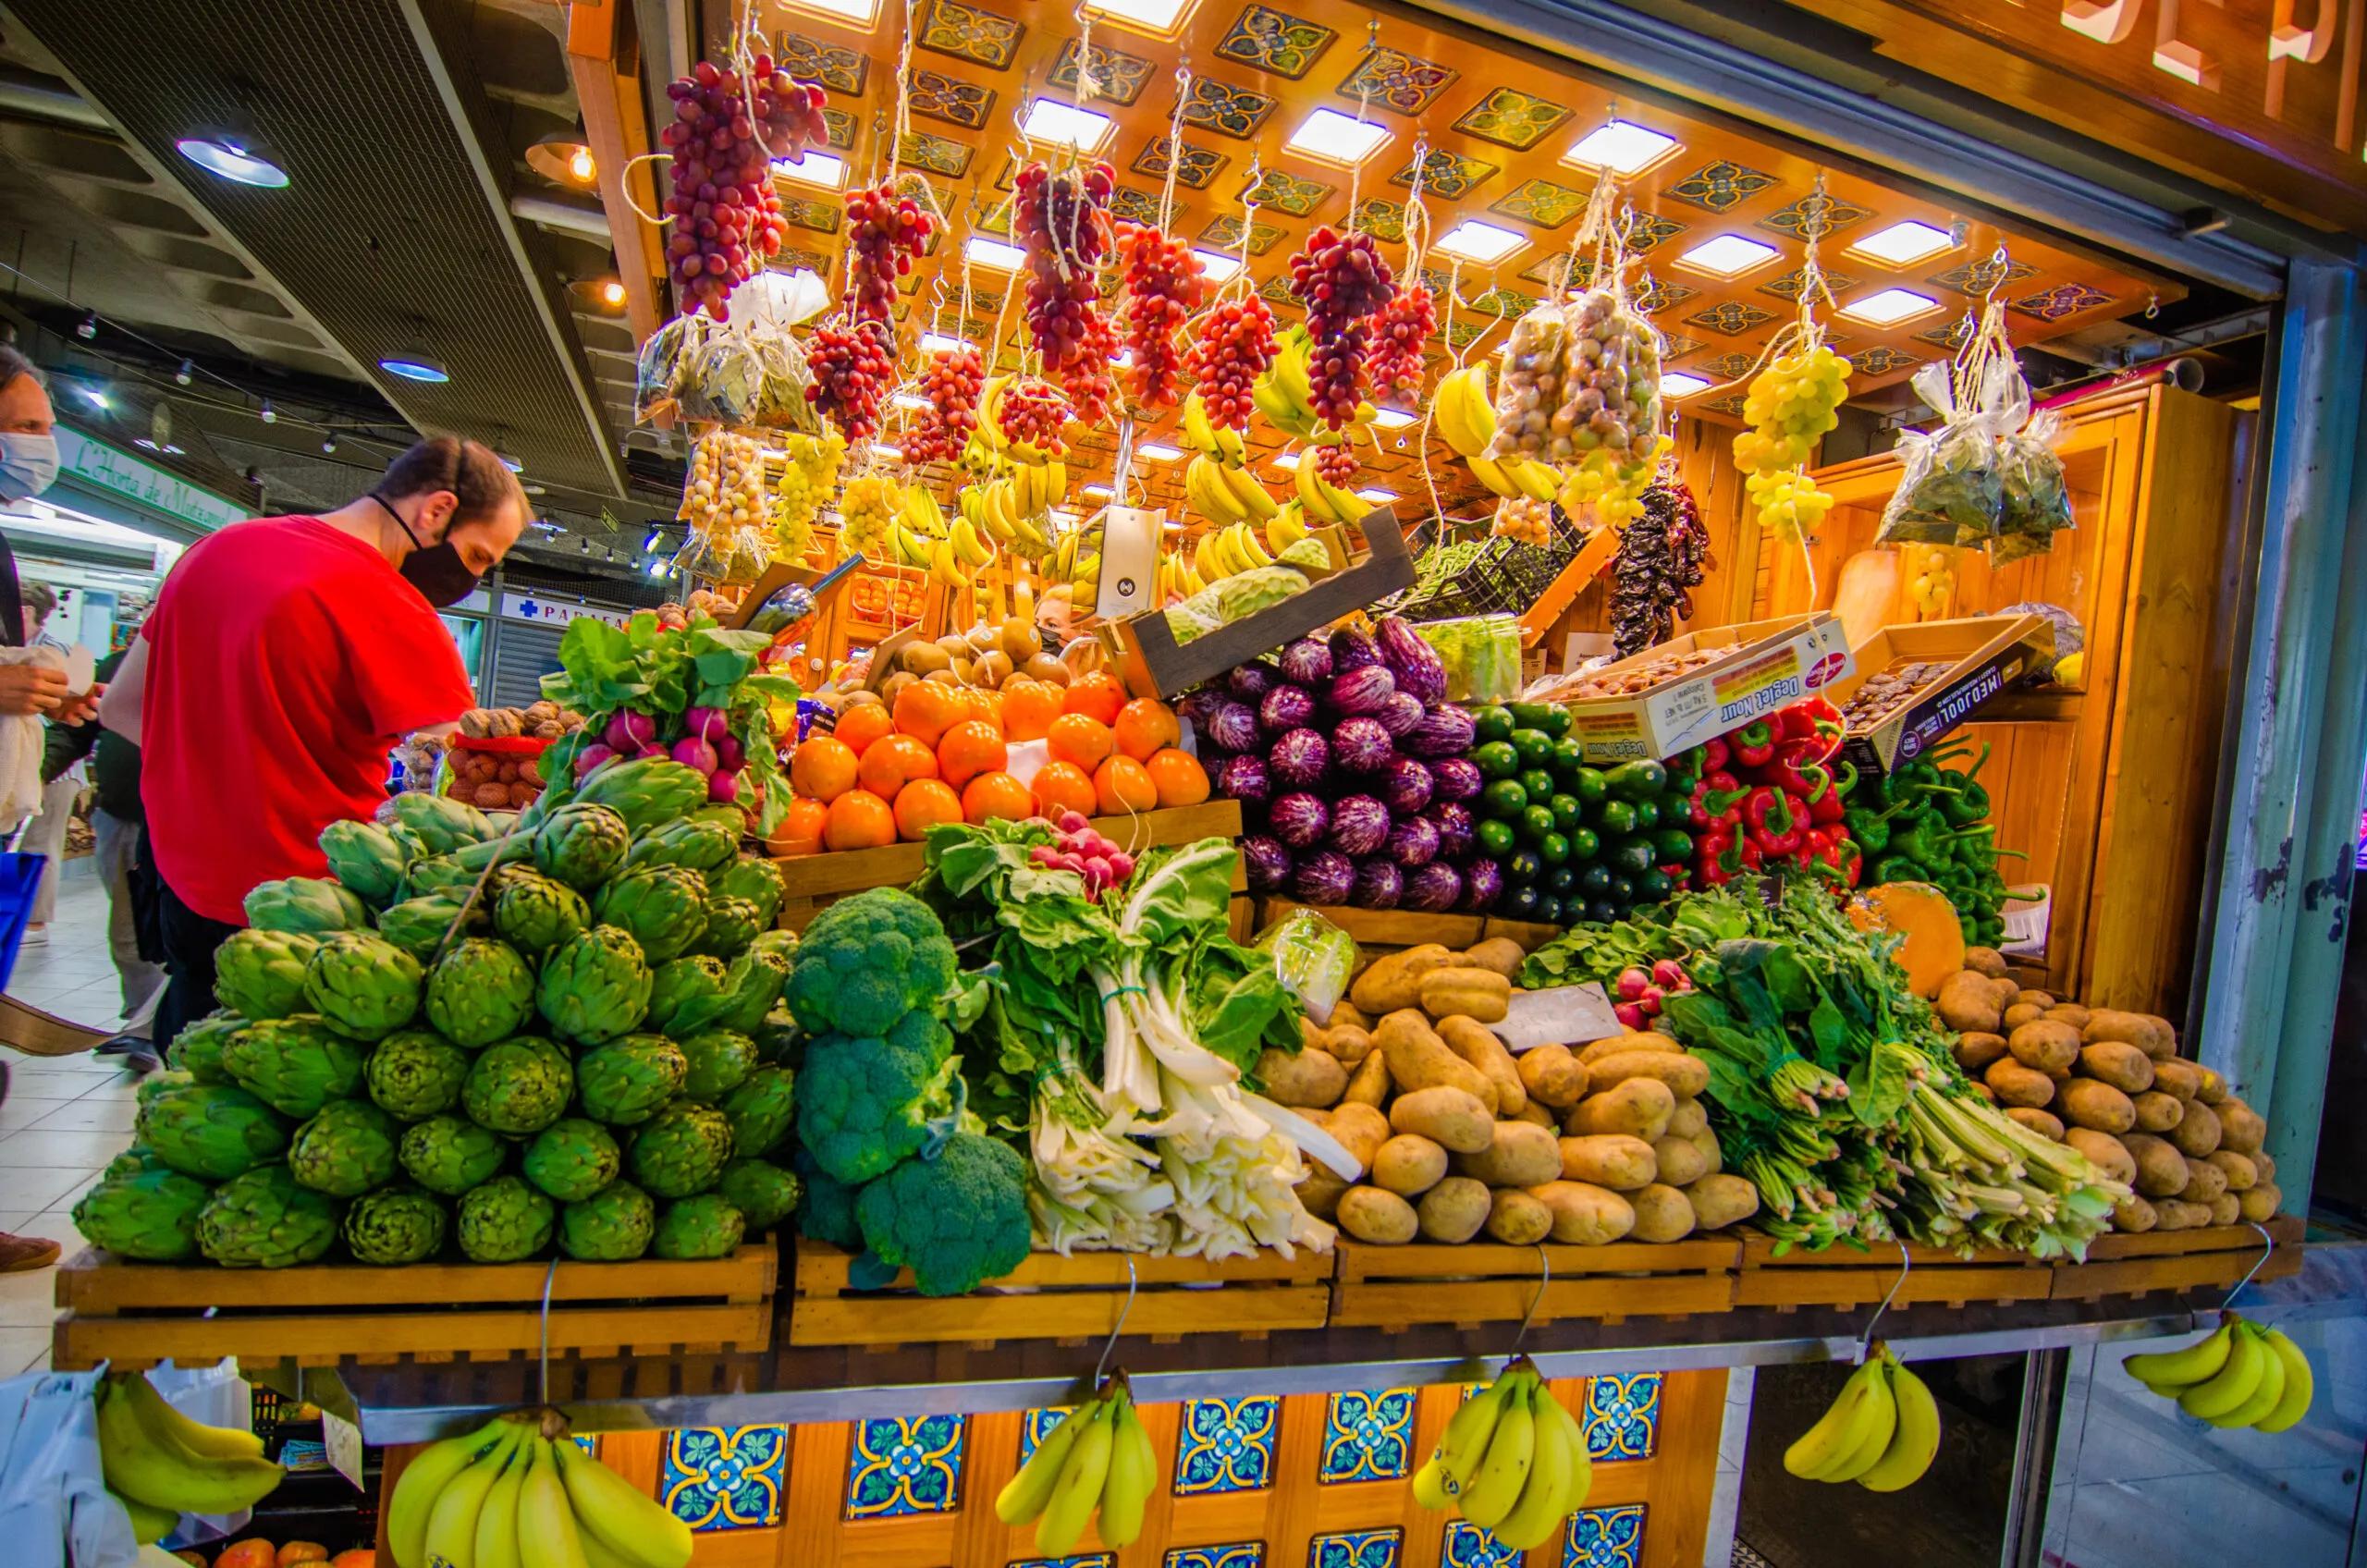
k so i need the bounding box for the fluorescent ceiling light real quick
[1081,0,1195,31]
[1135,443,1184,461]
[1082,483,1113,498]
[1022,99,1114,153]
[133,438,186,456]
[772,150,846,189]
[1848,219,1956,266]
[1675,234,1782,277]
[1195,250,1243,283]
[497,453,524,472]
[1840,287,1942,326]
[874,445,903,462]
[779,0,881,21]
[379,356,449,383]
[1563,119,1679,177]
[1371,407,1417,430]
[919,331,972,353]
[1269,451,1302,471]
[1434,221,1525,264]
[1285,108,1391,165]
[1048,508,1082,527]
[1659,371,1713,398]
[1355,487,1398,503]
[964,237,1027,272]
[176,138,288,188]
[892,391,932,410]
[80,388,109,410]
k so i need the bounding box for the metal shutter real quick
[489,620,567,710]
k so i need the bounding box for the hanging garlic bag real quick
[634,312,710,426]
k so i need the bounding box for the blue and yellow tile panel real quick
[1564,1504,1647,1568]
[1441,1520,1523,1568]
[662,1425,787,1532]
[843,1413,966,1519]
[1174,1395,1280,1494]
[1320,1389,1416,1483]
[1308,1528,1400,1568]
[1169,1547,1265,1568]
[1583,1374,1661,1461]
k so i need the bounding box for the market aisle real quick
[8,861,137,1035]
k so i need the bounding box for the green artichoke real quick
[746,927,798,969]
[521,1118,621,1202]
[456,1175,554,1262]
[423,937,535,1047]
[574,1035,688,1126]
[400,1114,508,1195]
[245,876,369,936]
[573,758,710,837]
[221,1014,368,1117]
[136,1070,195,1107]
[676,1030,755,1102]
[533,802,631,890]
[319,819,413,905]
[749,1009,802,1070]
[708,855,785,926]
[493,870,590,955]
[652,1194,744,1259]
[196,1165,342,1268]
[213,929,321,1022]
[302,932,424,1041]
[625,815,739,875]
[646,955,733,1037]
[593,865,709,965]
[166,1011,247,1084]
[721,1067,796,1158]
[137,1084,288,1183]
[715,1158,801,1231]
[342,1184,448,1264]
[374,892,487,959]
[103,1146,170,1182]
[717,952,789,1036]
[365,1030,472,1120]
[399,855,479,900]
[535,925,653,1044]
[387,792,496,855]
[73,1167,214,1261]
[558,1180,655,1262]
[461,1036,574,1136]
[288,1099,401,1197]
[627,1102,734,1199]
[694,897,765,960]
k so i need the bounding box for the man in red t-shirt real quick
[101,435,527,1048]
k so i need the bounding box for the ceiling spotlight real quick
[600,278,627,308]
[242,466,261,486]
[176,137,290,188]
[522,483,546,496]
[642,525,663,553]
[322,433,338,455]
[379,355,450,383]
[526,130,597,188]
[498,453,524,472]
[80,387,109,410]
[570,149,595,182]
[75,312,97,341]
[258,398,276,424]
[580,537,592,554]
[174,359,194,386]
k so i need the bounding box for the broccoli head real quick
[855,1131,1030,1296]
[791,1145,864,1249]
[783,888,957,1036]
[792,1011,958,1183]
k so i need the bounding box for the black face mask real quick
[372,493,484,607]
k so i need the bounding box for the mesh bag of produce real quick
[436,735,553,812]
[1484,300,1571,462]
[1879,359,2010,547]
[1557,287,1662,471]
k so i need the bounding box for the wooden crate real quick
[2048,1215,2305,1303]
[788,1240,1333,1347]
[1733,1233,2054,1311]
[1251,898,1564,956]
[52,1245,777,1371]
[1329,1239,1740,1330]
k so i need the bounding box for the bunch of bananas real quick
[961,473,1053,560]
[2125,1317,2313,1432]
[95,1369,285,1544]
[1188,452,1280,528]
[1292,449,1370,524]
[388,1410,693,1568]
[1435,364,1497,459]
[994,1378,1157,1555]
[838,472,903,561]
[1252,327,1378,443]
[1050,525,1102,600]
[1410,1361,1592,1550]
[889,487,999,589]
[1181,390,1250,467]
[1780,1347,1941,1491]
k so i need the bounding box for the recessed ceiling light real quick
[1355,487,1399,503]
[1840,287,1942,326]
[1371,408,1417,430]
[1081,0,1196,33]
[1659,371,1713,398]
[892,391,932,410]
[772,150,846,189]
[598,278,628,307]
[523,484,547,496]
[1135,442,1184,461]
[1021,99,1115,153]
[1284,108,1391,166]
[80,388,109,410]
[874,445,903,462]
[1434,221,1525,264]
[779,0,881,21]
[1269,450,1302,471]
[176,138,288,188]
[1194,251,1243,282]
[134,438,158,452]
[1082,483,1113,498]
[919,331,973,353]
[1848,219,1956,266]
[1675,234,1782,277]
[379,355,450,383]
[964,237,1027,272]
[1563,119,1680,177]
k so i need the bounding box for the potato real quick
[2112,1194,2159,1233]
[2205,1150,2258,1193]
[2009,1021,2082,1076]
[2209,1193,2241,1227]
[1485,1187,1554,1244]
[1583,1048,1710,1099]
[1297,1167,1350,1220]
[1460,937,1526,979]
[1936,971,2004,1034]
[1530,1180,1637,1245]
[2083,1010,2173,1060]
[1326,1102,1391,1175]
[1258,1047,1346,1108]
[2169,1098,2222,1157]
[2078,1041,2154,1095]
[1628,1182,1696,1243]
[2177,1158,2229,1205]
[2131,1090,2185,1133]
[1338,1185,1419,1243]
[1685,1173,1760,1231]
[1513,1101,1558,1129]
[1953,1032,2010,1073]
[1516,1044,1590,1109]
[1306,1015,1374,1065]
[2005,1107,2066,1142]
[1376,1011,1498,1111]
[1417,966,1513,1024]
[1328,1002,1371,1033]
[2254,1151,2277,1182]
[1417,1177,1492,1243]
[1564,1078,1677,1142]
[1577,1032,1675,1067]
[2046,1004,2093,1031]
[2238,1182,2282,1223]
[1436,1016,1527,1116]
[1342,1051,1391,1109]
[2064,1127,2136,1184]
[1652,1133,1711,1188]
[2154,1198,2212,1231]
[2197,1067,2228,1104]
[1351,946,1457,1014]
[2059,1079,2137,1134]
[1984,1059,2056,1109]
[1389,1086,1494,1154]
[2216,1098,2266,1156]
[1456,1121,1564,1188]
[2002,1002,2048,1032]
[2150,1059,2204,1102]
[1667,1096,1708,1140]
[2123,1133,2190,1198]
[1686,1126,1723,1177]
[2016,989,2058,1009]
[1963,946,2009,978]
[1558,1133,1658,1191]
[1372,1133,1450,1196]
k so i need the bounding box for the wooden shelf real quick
[1980,689,2087,723]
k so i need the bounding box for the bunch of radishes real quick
[1030,811,1136,901]
[1611,958,1693,1031]
[574,706,750,804]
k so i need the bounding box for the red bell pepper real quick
[1743,786,1801,856]
[1730,719,1777,770]
[1795,695,1846,762]
[1808,759,1856,824]
[1767,738,1833,806]
[1700,736,1731,774]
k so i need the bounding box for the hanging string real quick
[1154,65,1192,235]
[885,0,917,189]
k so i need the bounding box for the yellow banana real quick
[2180,1323,2268,1421]
[1432,1373,1515,1501]
[579,1527,638,1568]
[929,538,963,588]
[2256,1329,2315,1433]
[1507,458,1560,503]
[2213,1325,2287,1427]
[1550,1382,1594,1512]
[421,1424,525,1568]
[1000,1403,1093,1525]
[1012,510,1049,553]
[97,1374,285,1517]
[1183,392,1219,458]
[389,1416,517,1568]
[1267,506,1309,551]
[1044,460,1068,506]
[1179,557,1205,596]
[1315,472,1366,522]
[1034,1399,1115,1556]
[115,1371,265,1463]
[551,1438,693,1568]
[1293,458,1335,523]
[1466,452,1521,498]
[1783,1361,1885,1480]
[1457,1375,1537,1528]
[472,1431,533,1568]
[1857,1355,1941,1492]
[518,1439,593,1568]
[2126,1323,2234,1390]
[1412,1457,1451,1510]
[1823,1358,1898,1483]
[1438,364,1498,458]
[1222,462,1279,521]
[1099,1394,1154,1548]
[1493,1382,1574,1550]
[1236,521,1275,568]
[1051,532,1078,579]
[114,1491,177,1545]
[1216,426,1246,464]
[951,515,993,570]
[1194,533,1223,584]
[978,376,1011,449]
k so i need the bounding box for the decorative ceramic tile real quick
[1392,148,1498,200]
[1662,160,1780,214]
[820,108,858,149]
[972,197,1012,236]
[1136,137,1229,190]
[1490,178,1591,228]
[1564,1503,1647,1568]
[1584,1373,1662,1460]
[843,1414,965,1518]
[1174,1395,1280,1494]
[1760,265,1855,304]
[1760,191,1872,241]
[1180,76,1279,140]
[914,0,1024,69]
[1259,274,1304,311]
[1467,287,1539,320]
[1216,4,1338,79]
[1442,1520,1522,1568]
[1453,86,1573,151]
[1244,168,1332,218]
[1438,316,1491,349]
[1110,186,1165,226]
[2011,281,2114,322]
[1622,212,1686,254]
[895,131,974,178]
[1656,332,1704,359]
[1320,1388,1417,1482]
[1337,45,1458,116]
[1350,199,1404,242]
[1520,253,1593,291]
[1928,255,2037,296]
[908,70,995,130]
[1849,345,1920,376]
[1629,276,1697,314]
[1014,1556,1114,1568]
[1308,1529,1401,1568]
[1684,299,1771,337]
[1168,1546,1264,1568]
[1050,37,1155,106]
[662,1426,786,1531]
[1698,350,1759,383]
[1203,214,1287,255]
[778,245,834,278]
[1913,314,1975,351]
[781,195,842,234]
[775,33,866,95]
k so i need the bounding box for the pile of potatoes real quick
[1935,949,2277,1233]
[1257,938,1761,1249]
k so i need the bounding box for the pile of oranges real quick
[774,671,1208,854]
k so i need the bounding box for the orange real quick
[892,778,964,840]
[1094,755,1159,815]
[1062,670,1126,726]
[937,719,1008,791]
[963,770,1037,826]
[1112,697,1181,762]
[893,680,968,749]
[1032,760,1099,819]
[1000,678,1061,742]
[1146,746,1209,807]
[961,686,999,726]
[769,796,829,857]
[833,704,894,756]
[788,735,858,803]
[822,789,896,851]
[855,732,939,801]
[1047,712,1115,773]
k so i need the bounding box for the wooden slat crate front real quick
[789,1239,1332,1347]
[1733,1234,2054,1311]
[1329,1239,1740,1330]
[52,1245,776,1371]
[2048,1215,2304,1303]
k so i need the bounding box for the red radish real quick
[1058,810,1090,833]
[684,705,727,741]
[573,742,615,779]
[1105,851,1135,880]
[1613,1001,1649,1030]
[1652,959,1687,989]
[672,736,719,774]
[606,709,656,753]
[1031,846,1061,868]
[1615,968,1651,1002]
[715,734,745,772]
[1640,985,1666,1012]
[706,770,740,803]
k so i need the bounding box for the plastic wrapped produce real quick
[1993,409,2074,561]
[1255,907,1356,1018]
[1558,288,1662,469]
[1485,301,1570,463]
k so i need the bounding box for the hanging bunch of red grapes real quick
[806,317,894,442]
[1184,291,1280,434]
[901,343,982,465]
[842,181,933,325]
[1288,225,1397,429]
[1012,160,1118,423]
[659,55,829,320]
[1367,280,1437,397]
[1113,222,1205,411]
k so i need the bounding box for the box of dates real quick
[1829,613,2054,773]
[1525,612,1854,763]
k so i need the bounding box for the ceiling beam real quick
[566,0,664,343]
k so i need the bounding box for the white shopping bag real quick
[0,1366,137,1568]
